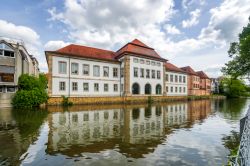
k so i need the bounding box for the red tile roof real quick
[115,39,166,61]
[54,44,117,61]
[196,71,209,79]
[165,62,186,73]
[180,66,199,76]
[46,39,166,62]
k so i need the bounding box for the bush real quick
[12,74,48,108]
[62,95,73,106]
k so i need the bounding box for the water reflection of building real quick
[188,100,212,122]
[124,106,164,144]
[164,103,188,126]
[48,109,124,154]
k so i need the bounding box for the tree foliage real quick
[222,17,250,79]
[12,74,48,108]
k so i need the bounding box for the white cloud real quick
[44,40,71,51]
[182,9,201,28]
[164,24,181,35]
[182,0,206,10]
[0,19,47,71]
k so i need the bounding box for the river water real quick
[0,99,249,166]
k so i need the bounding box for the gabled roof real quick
[196,71,209,79]
[165,62,186,73]
[180,66,198,76]
[46,39,167,62]
[115,39,166,61]
[51,44,117,62]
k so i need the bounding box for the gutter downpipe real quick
[68,57,71,97]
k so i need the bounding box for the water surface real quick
[0,99,249,166]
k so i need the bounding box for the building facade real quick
[46,39,211,98]
[46,39,166,97]
[165,63,188,96]
[0,38,39,107]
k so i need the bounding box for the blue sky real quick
[0,0,249,77]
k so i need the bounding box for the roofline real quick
[115,41,154,53]
[115,51,167,62]
[165,69,188,74]
[45,51,121,64]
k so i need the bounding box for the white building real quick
[165,62,188,96]
[46,39,167,97]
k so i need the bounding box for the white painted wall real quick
[129,56,164,95]
[165,71,188,96]
[51,56,121,97]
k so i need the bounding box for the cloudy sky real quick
[0,0,249,77]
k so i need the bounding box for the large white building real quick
[46,39,167,97]
[165,62,188,96]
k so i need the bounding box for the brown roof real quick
[180,66,199,76]
[115,39,166,61]
[196,71,209,79]
[46,39,167,62]
[165,62,186,73]
[50,44,117,61]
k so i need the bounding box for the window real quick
[140,68,144,78]
[0,50,3,56]
[72,82,78,91]
[59,82,65,91]
[179,76,182,83]
[134,58,138,63]
[146,60,150,65]
[175,87,178,93]
[146,69,150,78]
[134,67,138,77]
[140,59,145,64]
[104,84,109,92]
[121,68,124,77]
[6,86,15,92]
[113,68,118,77]
[157,62,161,66]
[0,86,4,93]
[179,87,182,93]
[183,87,186,93]
[152,70,155,78]
[114,84,118,92]
[83,83,89,91]
[4,50,14,57]
[71,63,79,75]
[166,86,168,92]
[94,83,99,91]
[121,84,124,91]
[170,75,173,82]
[183,76,186,83]
[175,75,178,82]
[93,65,100,77]
[151,61,155,66]
[170,87,173,92]
[0,73,14,82]
[58,61,67,74]
[103,66,109,77]
[83,64,89,75]
[157,71,161,79]
[166,74,169,82]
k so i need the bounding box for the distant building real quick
[196,71,211,95]
[165,62,188,96]
[0,37,39,107]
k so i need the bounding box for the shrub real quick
[12,74,48,108]
[62,95,73,106]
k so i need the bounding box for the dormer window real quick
[0,43,14,58]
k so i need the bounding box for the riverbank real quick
[46,95,226,106]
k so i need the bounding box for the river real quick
[0,99,249,166]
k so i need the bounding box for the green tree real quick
[12,74,48,108]
[219,77,247,98]
[222,17,250,79]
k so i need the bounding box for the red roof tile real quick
[180,66,198,76]
[115,39,166,61]
[165,62,186,73]
[54,44,116,61]
[196,71,209,79]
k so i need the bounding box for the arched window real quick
[156,84,162,94]
[145,83,151,94]
[132,83,140,94]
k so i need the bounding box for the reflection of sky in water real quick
[0,99,249,166]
